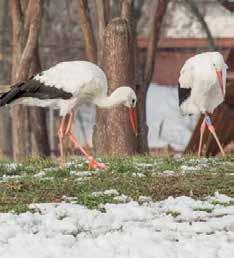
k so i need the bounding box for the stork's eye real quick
[132,99,135,104]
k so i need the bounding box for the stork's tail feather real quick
[0,82,25,107]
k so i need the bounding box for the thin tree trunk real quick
[10,0,31,160]
[10,0,49,160]
[94,0,108,64]
[93,18,137,155]
[77,0,97,63]
[136,0,169,153]
[29,45,50,157]
[0,0,13,157]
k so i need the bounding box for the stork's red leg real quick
[64,111,106,169]
[198,116,206,157]
[57,117,66,167]
[205,115,225,157]
[64,110,74,135]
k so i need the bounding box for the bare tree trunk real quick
[10,0,49,160]
[0,0,13,157]
[93,18,137,155]
[29,46,50,157]
[94,0,109,64]
[10,0,31,160]
[77,0,97,63]
[136,0,169,153]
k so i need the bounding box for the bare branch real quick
[77,0,97,63]
[144,0,169,85]
[185,0,217,51]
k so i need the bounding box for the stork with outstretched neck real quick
[178,52,228,156]
[0,61,138,168]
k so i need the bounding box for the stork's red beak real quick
[128,107,138,137]
[216,70,224,96]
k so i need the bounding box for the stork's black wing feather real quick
[0,78,73,107]
[178,82,191,106]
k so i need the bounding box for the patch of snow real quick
[162,170,176,176]
[181,165,202,173]
[34,171,46,178]
[2,163,19,171]
[138,196,152,205]
[91,189,119,198]
[1,194,234,257]
[135,163,153,168]
[103,189,119,197]
[113,194,133,203]
[0,174,23,182]
[209,192,233,204]
[61,196,78,203]
[70,171,92,177]
[132,172,146,178]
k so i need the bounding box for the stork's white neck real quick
[94,88,126,109]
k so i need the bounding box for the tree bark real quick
[10,0,49,160]
[136,0,169,153]
[0,0,13,157]
[77,0,97,63]
[94,0,108,64]
[93,18,137,155]
[29,45,50,157]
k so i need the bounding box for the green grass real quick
[0,155,233,213]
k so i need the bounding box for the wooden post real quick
[93,18,137,155]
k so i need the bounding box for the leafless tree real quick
[0,0,13,157]
[93,18,137,155]
[9,0,49,160]
[77,0,169,155]
[77,0,97,63]
[135,0,169,153]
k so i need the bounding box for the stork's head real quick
[210,52,228,96]
[120,87,138,137]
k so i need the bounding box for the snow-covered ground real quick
[1,193,234,258]
[72,84,198,151]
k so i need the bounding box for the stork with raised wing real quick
[178,52,228,156]
[0,61,138,168]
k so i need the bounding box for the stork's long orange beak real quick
[216,70,224,96]
[128,107,138,137]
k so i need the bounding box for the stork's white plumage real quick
[0,61,138,168]
[178,52,228,156]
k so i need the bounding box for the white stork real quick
[178,51,228,156]
[0,61,138,168]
